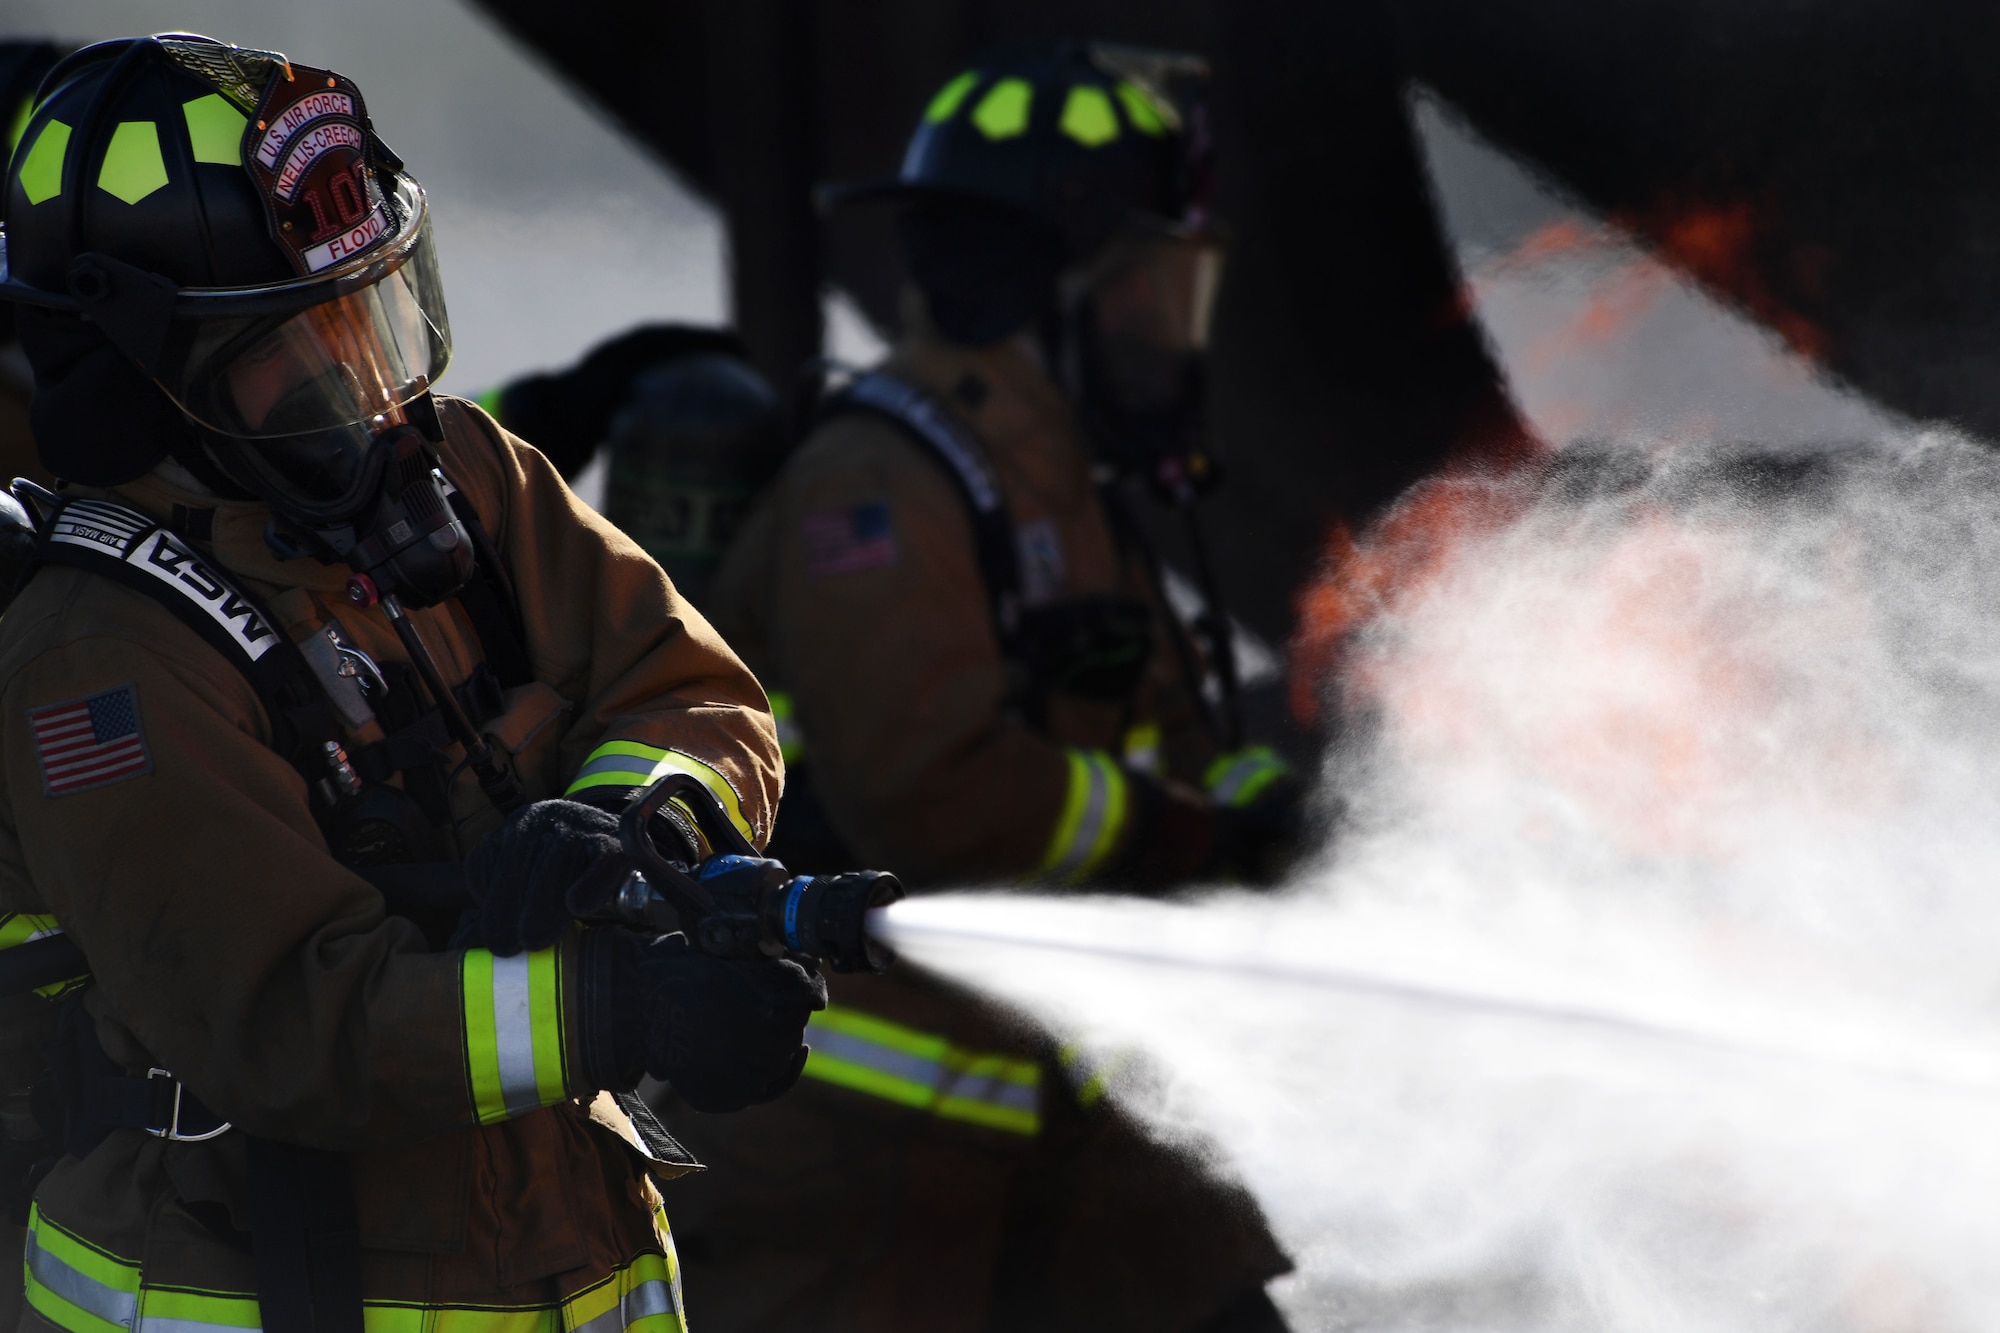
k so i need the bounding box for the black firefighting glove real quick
[1208,779,1307,886]
[579,927,827,1112]
[1103,775,1219,891]
[1204,747,1307,886]
[461,799,625,956]
[1105,755,1308,891]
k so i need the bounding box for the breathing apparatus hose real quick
[371,589,525,814]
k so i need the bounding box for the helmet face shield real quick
[142,180,452,513]
[164,203,449,443]
[1086,228,1223,352]
[1078,228,1224,414]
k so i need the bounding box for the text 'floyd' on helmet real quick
[0,33,451,506]
[823,42,1213,268]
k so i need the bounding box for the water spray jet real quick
[867,894,2000,1100]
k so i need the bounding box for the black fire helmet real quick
[0,34,449,494]
[823,42,1211,266]
[822,43,1212,347]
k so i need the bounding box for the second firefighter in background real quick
[680,43,1304,1333]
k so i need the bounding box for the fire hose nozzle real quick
[762,868,904,973]
[597,773,904,973]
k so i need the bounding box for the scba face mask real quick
[1068,228,1224,497]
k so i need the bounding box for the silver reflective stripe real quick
[573,752,666,785]
[570,1279,678,1333]
[946,1072,1038,1112]
[489,952,543,1117]
[809,1025,943,1087]
[623,1279,677,1324]
[1052,756,1114,878]
[1200,748,1248,800]
[808,1019,1038,1116]
[26,1224,138,1329]
[1210,753,1266,805]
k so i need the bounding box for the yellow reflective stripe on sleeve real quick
[1058,1039,1139,1109]
[1036,749,1129,882]
[566,741,755,844]
[28,1203,683,1333]
[802,1006,1041,1135]
[768,690,805,766]
[461,946,567,1126]
[1204,745,1290,808]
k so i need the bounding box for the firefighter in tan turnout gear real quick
[691,44,1301,1332]
[0,35,826,1331]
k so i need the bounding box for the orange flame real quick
[1289,461,1887,858]
[1289,465,1531,725]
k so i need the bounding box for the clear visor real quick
[1084,229,1225,354]
[162,212,451,442]
[1078,229,1223,416]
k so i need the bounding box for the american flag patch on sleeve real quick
[802,502,899,578]
[30,684,153,797]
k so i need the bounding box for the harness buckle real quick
[145,1068,233,1142]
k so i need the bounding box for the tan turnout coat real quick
[0,397,778,1324]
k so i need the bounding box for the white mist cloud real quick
[881,436,2000,1331]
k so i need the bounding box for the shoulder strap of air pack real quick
[31,496,342,775]
[827,370,1024,647]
